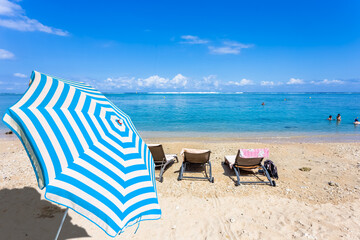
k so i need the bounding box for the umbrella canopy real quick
[2,71,161,237]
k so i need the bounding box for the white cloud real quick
[261,81,274,86]
[209,41,253,55]
[0,0,21,16]
[227,78,254,86]
[310,79,344,85]
[0,0,69,36]
[170,74,188,87]
[138,74,188,89]
[203,75,217,83]
[104,76,136,88]
[180,35,208,44]
[287,78,304,85]
[138,75,169,88]
[0,48,14,59]
[86,76,136,92]
[0,18,69,36]
[180,35,254,55]
[261,81,283,86]
[95,74,189,91]
[14,72,26,78]
[193,75,220,90]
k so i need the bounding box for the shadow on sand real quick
[0,187,90,240]
[221,161,265,186]
[174,164,212,182]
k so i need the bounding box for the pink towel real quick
[239,148,269,158]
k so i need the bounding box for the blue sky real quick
[0,0,359,93]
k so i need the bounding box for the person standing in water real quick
[336,114,341,121]
[327,115,332,120]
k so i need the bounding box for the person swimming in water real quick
[354,117,359,125]
[261,102,265,106]
[336,114,341,121]
[327,115,332,120]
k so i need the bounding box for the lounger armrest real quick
[224,155,236,169]
[165,154,177,162]
[147,144,161,147]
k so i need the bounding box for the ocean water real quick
[1,93,360,139]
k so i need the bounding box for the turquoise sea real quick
[1,93,360,140]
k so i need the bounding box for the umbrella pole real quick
[54,208,69,240]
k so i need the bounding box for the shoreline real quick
[1,130,360,143]
[140,131,360,143]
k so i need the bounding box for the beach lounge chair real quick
[148,144,178,182]
[224,149,275,186]
[177,148,214,183]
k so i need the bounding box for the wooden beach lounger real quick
[177,148,214,183]
[224,149,275,186]
[148,144,178,182]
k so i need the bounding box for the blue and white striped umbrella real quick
[2,71,161,237]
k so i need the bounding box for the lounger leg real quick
[208,161,214,183]
[178,162,185,181]
[233,167,241,186]
[262,165,274,186]
[160,160,173,182]
[203,163,207,177]
[159,164,166,183]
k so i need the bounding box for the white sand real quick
[0,137,359,239]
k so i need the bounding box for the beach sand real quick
[0,136,359,239]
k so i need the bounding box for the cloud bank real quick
[87,74,355,92]
[2,72,356,93]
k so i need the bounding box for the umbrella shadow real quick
[0,187,90,240]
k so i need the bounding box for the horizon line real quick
[1,91,360,95]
